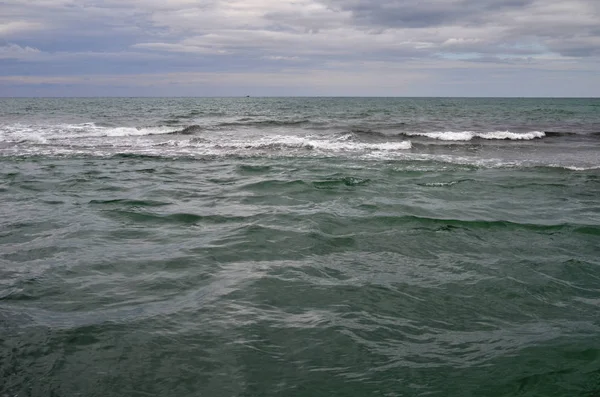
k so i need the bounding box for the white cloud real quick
[132,42,229,54]
[263,55,303,61]
[0,43,41,59]
[0,21,44,36]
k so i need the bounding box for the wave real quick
[543,131,578,137]
[0,123,181,141]
[418,179,474,187]
[521,108,579,116]
[161,125,204,135]
[5,123,597,145]
[4,148,598,171]
[544,131,600,138]
[548,164,600,171]
[144,135,413,153]
[208,135,412,152]
[399,131,546,141]
[356,215,600,235]
[347,128,388,138]
[0,123,214,144]
[217,119,317,128]
[89,199,171,207]
[1,123,597,170]
[102,210,248,225]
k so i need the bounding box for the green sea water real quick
[1,98,599,396]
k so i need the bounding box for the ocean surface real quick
[1,97,599,396]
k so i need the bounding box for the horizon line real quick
[1,95,599,99]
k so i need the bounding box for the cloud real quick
[0,0,599,96]
[0,21,45,36]
[325,0,536,28]
[0,43,41,59]
[132,42,229,54]
[263,55,303,61]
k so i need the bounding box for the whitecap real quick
[403,131,546,141]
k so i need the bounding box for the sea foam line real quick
[402,131,546,141]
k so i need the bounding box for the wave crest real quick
[401,131,546,141]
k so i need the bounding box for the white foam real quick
[479,131,546,140]
[0,123,178,142]
[1,123,414,159]
[411,131,474,141]
[206,135,412,152]
[423,181,460,187]
[101,126,176,137]
[550,164,600,171]
[404,131,546,141]
[0,125,50,144]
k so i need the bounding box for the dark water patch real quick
[236,164,272,174]
[544,131,579,137]
[150,124,204,135]
[357,203,379,211]
[89,198,172,207]
[217,119,313,128]
[174,125,204,135]
[544,131,600,140]
[81,169,103,177]
[41,163,57,170]
[523,107,579,115]
[104,210,248,225]
[348,128,387,137]
[96,184,127,192]
[207,176,240,185]
[495,181,570,189]
[0,289,40,302]
[574,226,600,236]
[2,171,21,179]
[313,177,370,189]
[160,119,182,125]
[103,228,156,241]
[351,215,599,235]
[114,153,167,160]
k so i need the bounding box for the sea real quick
[1,97,599,396]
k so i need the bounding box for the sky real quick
[0,0,599,97]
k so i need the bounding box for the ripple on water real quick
[1,153,600,396]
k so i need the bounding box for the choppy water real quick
[1,98,599,396]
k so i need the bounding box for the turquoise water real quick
[1,98,599,396]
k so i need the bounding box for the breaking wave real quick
[399,131,546,141]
